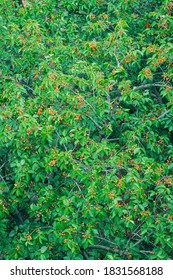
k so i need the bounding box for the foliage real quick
[0,0,173,260]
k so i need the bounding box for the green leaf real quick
[40,246,47,254]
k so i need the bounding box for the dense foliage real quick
[0,0,173,260]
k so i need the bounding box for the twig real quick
[30,226,53,236]
[1,172,14,178]
[74,181,86,200]
[115,144,126,155]
[71,89,97,116]
[140,250,154,254]
[0,175,8,187]
[133,83,165,90]
[81,249,89,260]
[56,131,68,151]
[94,235,117,246]
[0,161,8,170]
[87,115,102,130]
[82,97,97,115]
[106,138,119,142]
[131,6,143,16]
[158,109,170,119]
[125,221,145,250]
[130,233,152,249]
[107,92,111,116]
[87,245,123,256]
[114,53,120,67]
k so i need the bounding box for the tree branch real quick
[94,235,118,246]
[87,115,102,130]
[0,161,8,170]
[133,83,165,90]
[130,233,152,249]
[74,181,86,200]
[158,109,170,119]
[87,245,124,256]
